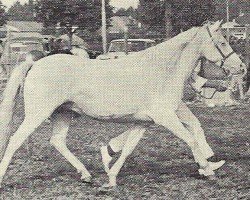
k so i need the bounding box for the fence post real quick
[246,25,250,72]
[246,25,250,95]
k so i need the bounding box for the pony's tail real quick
[0,60,34,159]
[0,50,44,159]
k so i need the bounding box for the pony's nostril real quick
[239,63,247,76]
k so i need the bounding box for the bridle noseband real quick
[206,26,235,69]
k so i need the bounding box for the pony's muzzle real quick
[230,63,247,76]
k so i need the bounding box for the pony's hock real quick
[0,21,244,187]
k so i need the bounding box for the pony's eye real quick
[221,42,226,46]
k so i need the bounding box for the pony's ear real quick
[210,20,223,32]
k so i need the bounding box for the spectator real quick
[47,39,73,56]
[71,45,89,58]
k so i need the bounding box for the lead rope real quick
[189,81,218,100]
[190,57,219,100]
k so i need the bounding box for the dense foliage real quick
[7,0,35,21]
[36,0,113,34]
[136,0,249,37]
[0,1,6,26]
[137,0,214,36]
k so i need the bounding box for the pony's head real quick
[200,20,246,76]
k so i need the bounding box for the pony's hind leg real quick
[102,127,146,187]
[50,112,91,182]
[101,128,134,173]
[0,116,46,187]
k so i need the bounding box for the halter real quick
[206,26,235,69]
[189,84,218,100]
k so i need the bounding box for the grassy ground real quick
[0,94,249,199]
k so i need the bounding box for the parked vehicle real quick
[97,38,155,60]
[1,37,45,66]
[11,39,44,63]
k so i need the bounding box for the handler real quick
[190,58,228,95]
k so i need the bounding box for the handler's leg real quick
[176,101,225,171]
[50,112,91,182]
[150,110,211,173]
[176,101,214,159]
[102,127,146,187]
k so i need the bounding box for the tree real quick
[171,0,215,32]
[137,0,165,34]
[137,0,215,38]
[213,0,250,21]
[0,1,7,26]
[36,0,113,46]
[8,0,35,21]
[114,6,137,18]
[114,8,127,16]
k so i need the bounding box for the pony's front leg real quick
[151,111,212,174]
[102,127,146,188]
[50,112,92,183]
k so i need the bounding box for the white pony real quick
[0,21,245,188]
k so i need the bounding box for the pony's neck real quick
[139,27,200,72]
[178,30,203,80]
[163,28,204,99]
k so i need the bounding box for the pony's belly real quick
[75,101,140,118]
[91,112,153,123]
[72,95,152,122]
[72,88,148,113]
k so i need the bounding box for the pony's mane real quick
[136,26,200,57]
[159,27,200,48]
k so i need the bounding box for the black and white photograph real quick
[0,0,249,199]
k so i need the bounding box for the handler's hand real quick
[202,80,228,92]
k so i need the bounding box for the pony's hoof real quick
[207,175,218,181]
[103,183,117,188]
[81,176,93,184]
[198,168,215,176]
[99,183,118,193]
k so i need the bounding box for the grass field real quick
[0,94,249,199]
